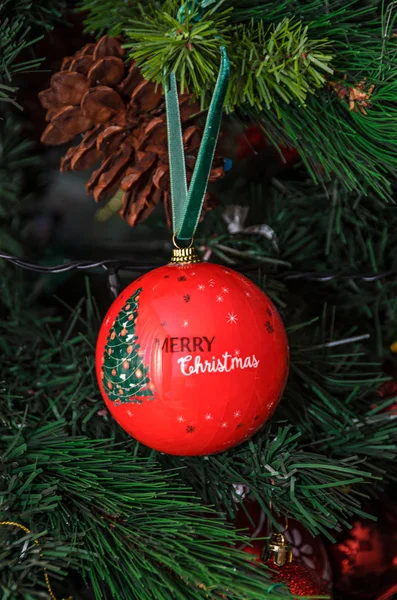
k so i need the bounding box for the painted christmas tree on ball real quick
[101,288,153,404]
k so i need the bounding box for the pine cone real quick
[39,36,224,227]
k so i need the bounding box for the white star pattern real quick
[216,295,224,303]
[191,272,196,276]
[127,410,134,417]
[182,320,189,328]
[222,287,229,294]
[234,410,241,418]
[197,284,205,291]
[234,349,240,356]
[221,422,228,428]
[204,413,213,421]
[177,415,185,423]
[227,312,238,324]
[245,291,251,297]
[209,279,215,287]
[223,270,231,275]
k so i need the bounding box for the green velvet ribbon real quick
[165,46,230,241]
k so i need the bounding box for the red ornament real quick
[266,559,331,597]
[328,518,395,598]
[96,262,289,455]
[376,380,397,413]
[236,124,299,165]
[241,539,331,596]
[235,499,332,583]
[377,381,397,398]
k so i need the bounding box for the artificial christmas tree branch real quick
[0,117,39,254]
[80,0,397,198]
[6,0,67,31]
[2,419,296,600]
[110,1,333,111]
[0,0,68,106]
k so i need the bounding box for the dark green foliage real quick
[251,44,397,200]
[122,2,333,112]
[260,177,397,351]
[242,0,397,198]
[205,172,397,354]
[80,0,151,37]
[0,0,68,106]
[0,10,40,108]
[226,18,333,114]
[0,0,68,249]
[0,0,66,247]
[1,419,297,599]
[0,116,39,253]
[5,0,67,30]
[124,2,233,97]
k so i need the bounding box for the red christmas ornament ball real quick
[235,499,332,583]
[266,559,331,597]
[236,124,299,164]
[328,518,394,599]
[96,262,289,455]
[376,380,397,413]
[241,545,331,596]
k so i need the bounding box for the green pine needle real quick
[80,0,151,37]
[0,115,39,254]
[124,1,233,95]
[0,0,68,106]
[226,18,333,113]
[123,2,333,108]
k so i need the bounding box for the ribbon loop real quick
[165,46,230,242]
[165,73,188,234]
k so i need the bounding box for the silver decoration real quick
[222,205,279,252]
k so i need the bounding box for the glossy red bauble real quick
[242,545,331,596]
[235,499,332,583]
[266,559,331,597]
[96,262,289,455]
[376,380,397,413]
[328,510,397,599]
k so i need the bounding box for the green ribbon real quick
[165,46,230,241]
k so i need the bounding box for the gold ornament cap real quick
[169,233,201,265]
[264,532,293,567]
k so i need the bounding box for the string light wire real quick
[1,251,396,282]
